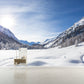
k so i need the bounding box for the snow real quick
[0,42,84,67]
[74,17,84,27]
[41,38,56,46]
[44,17,84,48]
[45,40,56,48]
[0,25,18,41]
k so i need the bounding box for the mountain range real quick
[43,17,84,48]
[20,40,40,46]
[0,17,84,49]
[0,25,43,49]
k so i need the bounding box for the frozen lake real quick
[0,67,84,84]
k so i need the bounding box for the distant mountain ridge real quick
[20,40,40,46]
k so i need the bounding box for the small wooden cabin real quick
[14,48,27,65]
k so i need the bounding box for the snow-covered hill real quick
[0,25,44,49]
[0,25,30,49]
[0,25,18,41]
[43,17,84,48]
[0,42,84,66]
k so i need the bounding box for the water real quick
[0,67,84,84]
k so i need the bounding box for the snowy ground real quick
[0,42,84,67]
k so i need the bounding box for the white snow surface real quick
[74,17,84,27]
[0,25,18,41]
[0,42,84,67]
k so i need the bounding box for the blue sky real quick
[0,0,84,42]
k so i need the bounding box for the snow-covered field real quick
[0,42,84,67]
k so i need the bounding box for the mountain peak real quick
[73,17,84,28]
[43,17,84,48]
[79,17,84,22]
[81,17,84,20]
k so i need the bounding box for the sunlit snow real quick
[0,42,84,67]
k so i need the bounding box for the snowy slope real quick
[0,25,18,41]
[43,17,84,48]
[0,42,84,67]
[73,17,84,28]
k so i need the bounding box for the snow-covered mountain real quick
[20,40,40,46]
[43,17,84,48]
[0,25,30,49]
[0,25,18,41]
[0,25,44,49]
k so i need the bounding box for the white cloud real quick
[12,13,61,42]
[0,0,61,42]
